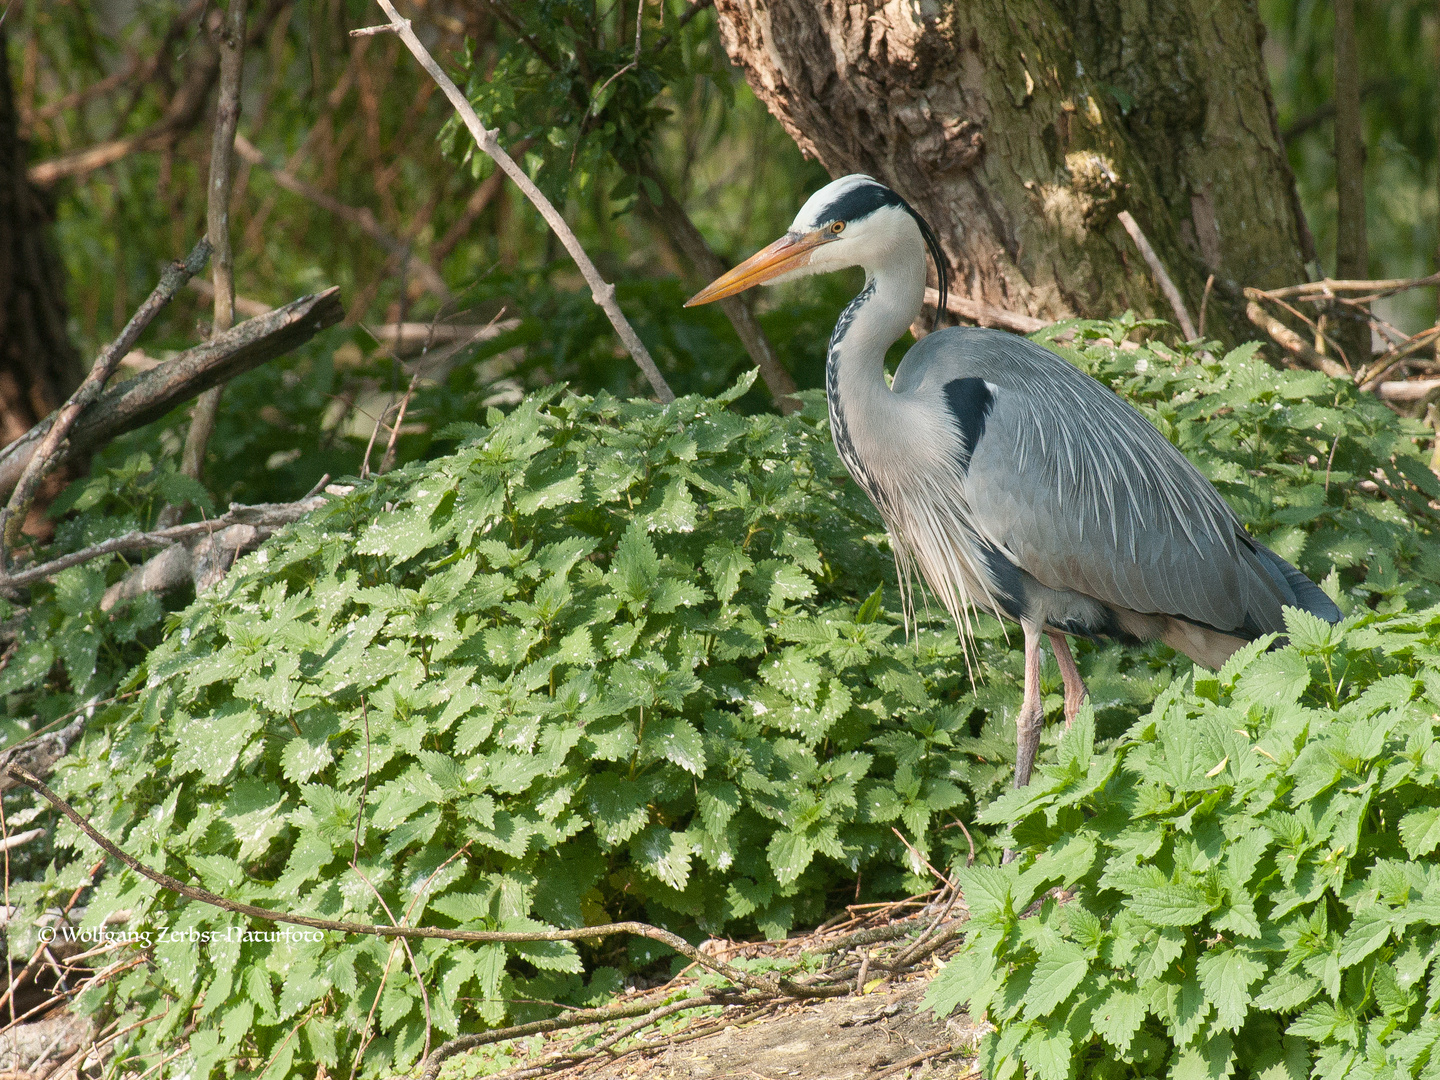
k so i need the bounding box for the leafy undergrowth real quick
[926,606,1440,1080]
[5,319,1438,1078]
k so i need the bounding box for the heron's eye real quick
[831,221,845,234]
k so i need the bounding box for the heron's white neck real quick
[825,244,926,447]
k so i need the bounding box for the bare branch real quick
[1264,271,1440,303]
[639,167,798,411]
[0,496,325,591]
[361,1,674,402]
[1244,295,1351,380]
[1117,211,1198,341]
[0,240,212,554]
[0,288,345,501]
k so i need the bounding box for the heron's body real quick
[687,174,1341,794]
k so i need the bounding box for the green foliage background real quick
[1,1,1438,1077]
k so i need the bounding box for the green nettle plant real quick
[7,320,1437,1077]
[925,608,1440,1080]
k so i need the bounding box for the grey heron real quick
[685,174,1341,792]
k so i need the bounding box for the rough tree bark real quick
[0,27,84,520]
[711,0,1313,344]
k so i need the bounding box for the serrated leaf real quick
[1127,882,1214,926]
[1399,805,1440,858]
[1092,987,1146,1054]
[1196,947,1267,1031]
[1023,942,1089,1019]
[635,825,692,890]
[642,717,705,775]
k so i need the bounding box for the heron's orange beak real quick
[684,230,830,307]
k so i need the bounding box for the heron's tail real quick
[1252,544,1342,624]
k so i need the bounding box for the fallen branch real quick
[1376,377,1440,403]
[0,240,212,552]
[1117,210,1198,341]
[1359,324,1440,388]
[357,1,674,402]
[0,287,344,500]
[420,989,775,1080]
[873,1046,973,1080]
[923,287,1047,334]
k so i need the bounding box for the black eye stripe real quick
[819,181,905,225]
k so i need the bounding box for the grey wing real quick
[898,329,1304,636]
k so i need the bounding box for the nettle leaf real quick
[1127,880,1215,927]
[1023,942,1090,1020]
[1399,805,1440,858]
[642,717,705,775]
[1092,986,1147,1054]
[171,702,263,784]
[634,825,692,890]
[1196,947,1267,1032]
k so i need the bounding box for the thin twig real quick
[871,1046,973,1080]
[1116,211,1197,340]
[358,0,673,401]
[649,0,714,54]
[177,0,247,492]
[1197,273,1214,340]
[0,239,211,554]
[0,497,323,590]
[1263,271,1440,301]
[233,134,450,299]
[2,761,786,995]
[1244,297,1351,380]
[890,827,952,888]
[944,816,977,866]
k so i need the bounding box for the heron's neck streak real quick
[825,249,926,489]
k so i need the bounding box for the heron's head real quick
[684,174,947,324]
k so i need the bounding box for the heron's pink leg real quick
[1003,624,1046,865]
[1046,631,1089,727]
[1012,623,1045,789]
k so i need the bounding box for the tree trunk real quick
[711,0,1312,345]
[0,28,83,534]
